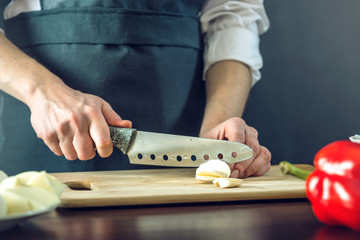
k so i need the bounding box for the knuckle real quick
[251,144,261,156]
[233,131,246,142]
[231,117,246,126]
[57,122,69,136]
[38,130,56,142]
[84,105,99,118]
[243,164,256,177]
[266,162,271,170]
[248,127,258,137]
[261,146,272,163]
[97,138,113,149]
[234,160,248,174]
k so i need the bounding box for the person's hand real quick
[28,80,131,161]
[0,34,131,161]
[199,117,271,178]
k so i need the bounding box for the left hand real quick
[199,117,271,178]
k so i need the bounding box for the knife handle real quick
[109,127,137,154]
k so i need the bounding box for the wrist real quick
[13,58,64,108]
[200,61,251,136]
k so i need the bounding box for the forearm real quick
[200,60,251,135]
[0,34,65,107]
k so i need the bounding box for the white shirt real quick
[3,0,269,85]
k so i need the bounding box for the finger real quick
[230,169,240,178]
[244,127,260,158]
[224,118,247,143]
[43,138,63,157]
[59,138,77,160]
[117,120,133,128]
[38,129,63,156]
[251,146,272,176]
[232,159,252,178]
[89,114,113,158]
[102,101,132,128]
[228,126,260,177]
[72,129,96,161]
[252,162,271,177]
[239,146,272,178]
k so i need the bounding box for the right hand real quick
[0,34,130,161]
[29,81,131,161]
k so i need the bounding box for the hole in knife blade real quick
[232,152,237,158]
[191,155,196,161]
[218,153,223,159]
[176,156,182,162]
[150,154,156,160]
[163,155,168,161]
[138,154,143,159]
[203,154,209,160]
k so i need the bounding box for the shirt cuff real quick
[203,27,263,87]
[0,29,4,35]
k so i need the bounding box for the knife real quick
[109,126,253,167]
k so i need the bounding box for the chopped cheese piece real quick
[195,160,231,183]
[0,170,66,216]
[27,171,66,197]
[213,178,243,188]
[0,186,60,214]
[0,176,25,189]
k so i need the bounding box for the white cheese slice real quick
[0,176,25,190]
[213,178,243,188]
[26,171,66,197]
[16,171,39,184]
[0,188,32,215]
[0,186,60,214]
[195,160,231,183]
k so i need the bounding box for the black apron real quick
[1,0,206,175]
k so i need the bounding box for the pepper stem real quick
[279,161,312,180]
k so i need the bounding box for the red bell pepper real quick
[280,140,360,231]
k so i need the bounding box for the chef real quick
[0,0,271,177]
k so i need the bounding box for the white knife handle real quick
[109,127,137,154]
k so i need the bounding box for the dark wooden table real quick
[2,199,360,240]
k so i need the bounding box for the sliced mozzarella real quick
[27,171,66,197]
[195,160,231,182]
[0,176,25,190]
[213,178,243,188]
[1,186,60,214]
[0,188,32,215]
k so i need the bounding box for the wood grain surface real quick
[51,164,314,208]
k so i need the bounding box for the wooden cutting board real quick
[51,164,313,208]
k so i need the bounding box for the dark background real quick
[243,0,360,165]
[1,1,359,165]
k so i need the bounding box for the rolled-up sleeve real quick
[200,0,270,86]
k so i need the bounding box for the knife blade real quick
[109,126,253,167]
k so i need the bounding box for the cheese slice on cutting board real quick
[195,159,231,183]
[213,178,243,188]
